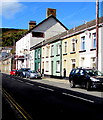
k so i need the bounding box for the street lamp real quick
[96,0,99,70]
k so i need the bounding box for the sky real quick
[0,0,103,30]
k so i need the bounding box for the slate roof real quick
[30,16,103,50]
[18,15,68,41]
[62,16,103,39]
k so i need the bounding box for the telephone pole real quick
[96,0,99,69]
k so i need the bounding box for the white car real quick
[26,70,42,79]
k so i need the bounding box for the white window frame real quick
[64,42,67,53]
[71,59,76,69]
[71,39,76,52]
[92,33,96,49]
[51,45,54,56]
[57,43,61,55]
[81,36,85,50]
[56,61,60,72]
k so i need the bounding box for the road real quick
[1,73,103,120]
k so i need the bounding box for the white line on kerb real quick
[62,92,94,103]
[38,86,54,91]
[25,82,34,86]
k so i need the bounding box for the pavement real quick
[28,76,103,99]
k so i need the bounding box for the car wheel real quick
[86,81,91,91]
[70,80,75,88]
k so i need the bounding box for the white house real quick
[79,17,103,72]
[16,15,68,70]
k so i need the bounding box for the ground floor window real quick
[46,61,49,72]
[71,59,76,69]
[91,57,96,68]
[56,61,60,73]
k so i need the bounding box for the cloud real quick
[0,0,25,19]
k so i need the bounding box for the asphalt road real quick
[2,74,103,120]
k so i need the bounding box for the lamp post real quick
[96,0,99,69]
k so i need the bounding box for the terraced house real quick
[61,16,103,79]
[16,10,103,79]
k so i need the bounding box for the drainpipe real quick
[96,0,99,70]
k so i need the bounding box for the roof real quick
[18,15,68,41]
[30,16,103,50]
[62,16,103,39]
[30,31,68,50]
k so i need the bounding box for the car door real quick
[73,69,80,85]
[78,69,86,86]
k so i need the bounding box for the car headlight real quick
[90,77,100,82]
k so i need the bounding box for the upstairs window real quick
[92,33,96,48]
[51,45,54,56]
[81,36,85,50]
[32,32,44,38]
[57,43,61,55]
[64,42,67,53]
[71,39,76,52]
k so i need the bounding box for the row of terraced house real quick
[15,15,103,79]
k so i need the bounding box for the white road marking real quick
[25,82,34,86]
[62,92,94,103]
[17,80,23,83]
[38,86,54,91]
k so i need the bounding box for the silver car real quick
[26,70,42,79]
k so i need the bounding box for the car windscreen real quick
[86,69,103,76]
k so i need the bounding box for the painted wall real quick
[50,41,62,77]
[30,17,67,48]
[62,35,80,78]
[34,48,41,72]
[41,44,51,76]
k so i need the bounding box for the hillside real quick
[0,28,28,47]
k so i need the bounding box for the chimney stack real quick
[46,8,56,18]
[29,21,36,30]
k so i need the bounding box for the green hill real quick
[0,28,28,47]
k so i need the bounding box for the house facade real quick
[16,15,68,70]
[30,15,68,72]
[61,16,103,79]
[62,34,80,78]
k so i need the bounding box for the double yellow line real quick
[2,88,33,120]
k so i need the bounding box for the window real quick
[38,50,40,58]
[64,42,67,53]
[42,48,45,57]
[46,61,49,72]
[57,43,61,55]
[71,39,76,52]
[46,46,49,57]
[38,62,40,72]
[71,59,76,69]
[35,50,37,59]
[81,36,85,50]
[51,45,54,56]
[92,33,96,48]
[32,32,44,38]
[56,61,60,72]
[79,70,84,75]
[91,57,96,68]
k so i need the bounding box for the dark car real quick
[25,70,42,79]
[17,68,30,78]
[69,68,103,90]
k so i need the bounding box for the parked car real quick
[17,68,30,78]
[25,70,42,79]
[10,69,18,76]
[69,68,103,90]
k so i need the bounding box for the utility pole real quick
[96,0,99,69]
